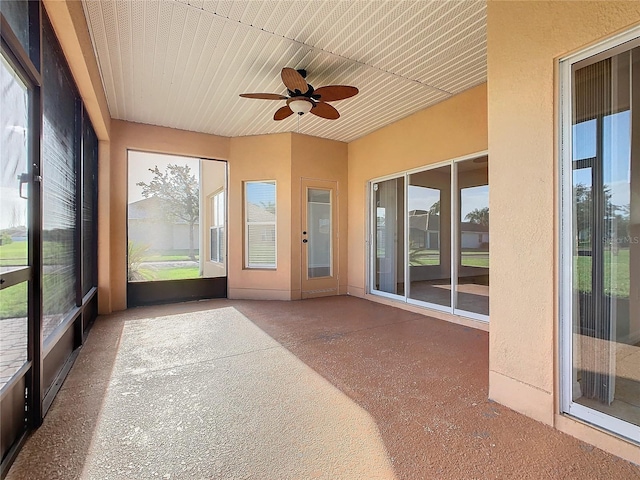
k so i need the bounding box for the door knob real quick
[302,239,308,243]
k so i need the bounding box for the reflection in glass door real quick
[562,42,640,441]
[307,188,332,279]
[372,177,404,296]
[407,165,451,308]
[369,155,490,321]
[455,158,489,317]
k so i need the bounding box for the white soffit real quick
[82,0,486,143]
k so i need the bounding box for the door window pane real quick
[456,158,489,316]
[569,47,640,433]
[307,188,331,278]
[373,177,404,295]
[408,166,451,306]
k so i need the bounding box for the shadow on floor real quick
[6,296,640,479]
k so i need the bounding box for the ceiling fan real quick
[239,68,359,121]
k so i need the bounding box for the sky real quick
[128,151,201,204]
[573,111,631,209]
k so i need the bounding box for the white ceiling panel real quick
[82,0,487,142]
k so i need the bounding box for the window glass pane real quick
[456,158,489,316]
[0,1,30,56]
[570,47,640,433]
[307,188,331,278]
[247,224,276,267]
[0,53,29,390]
[408,166,450,307]
[245,181,276,268]
[0,53,29,273]
[373,177,404,295]
[246,182,276,222]
[42,16,78,339]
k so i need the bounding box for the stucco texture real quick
[487,0,640,424]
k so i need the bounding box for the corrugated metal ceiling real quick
[82,0,486,142]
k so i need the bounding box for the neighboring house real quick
[409,210,488,250]
[128,196,199,252]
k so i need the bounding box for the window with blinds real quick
[244,181,276,269]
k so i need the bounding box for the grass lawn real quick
[409,249,490,268]
[143,252,200,262]
[0,240,27,267]
[0,282,28,318]
[575,248,630,297]
[153,267,200,281]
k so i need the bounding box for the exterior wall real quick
[110,120,230,311]
[227,134,292,300]
[291,134,349,299]
[487,0,640,463]
[347,84,488,300]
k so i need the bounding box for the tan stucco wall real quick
[347,84,488,298]
[291,134,349,299]
[487,0,640,460]
[110,121,230,311]
[227,134,292,300]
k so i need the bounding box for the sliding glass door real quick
[408,165,451,308]
[372,177,404,297]
[369,155,489,321]
[561,38,640,442]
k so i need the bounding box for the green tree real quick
[465,207,489,226]
[137,164,199,260]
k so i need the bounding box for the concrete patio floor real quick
[6,296,640,479]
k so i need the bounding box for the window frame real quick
[209,189,225,264]
[244,180,277,269]
[367,151,489,322]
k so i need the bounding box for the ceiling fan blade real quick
[274,105,294,120]
[313,85,359,102]
[311,102,340,120]
[281,68,308,94]
[240,93,288,100]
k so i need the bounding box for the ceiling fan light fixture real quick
[288,98,313,115]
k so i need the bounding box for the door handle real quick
[18,173,29,199]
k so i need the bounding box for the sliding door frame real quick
[559,26,640,443]
[368,151,489,322]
